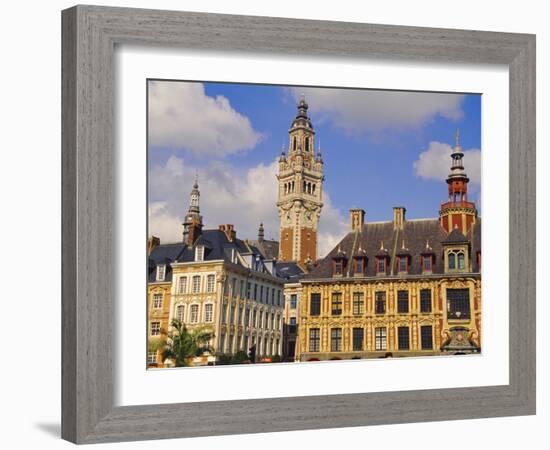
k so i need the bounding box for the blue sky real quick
[148,80,481,256]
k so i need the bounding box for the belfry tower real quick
[277,95,324,266]
[439,130,478,234]
[182,175,203,245]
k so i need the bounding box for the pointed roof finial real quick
[258,222,265,242]
[193,169,199,188]
[455,128,460,147]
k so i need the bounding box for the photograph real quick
[146,80,482,368]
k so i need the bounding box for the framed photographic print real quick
[62,5,536,444]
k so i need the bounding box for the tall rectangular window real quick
[253,309,257,327]
[420,289,432,313]
[290,294,297,309]
[245,308,250,326]
[423,255,432,272]
[331,293,342,316]
[375,292,386,314]
[156,265,165,281]
[398,256,407,272]
[272,288,275,305]
[447,288,471,319]
[176,304,185,322]
[277,290,281,306]
[289,317,297,334]
[150,321,161,336]
[178,276,187,294]
[352,328,364,351]
[253,284,258,301]
[354,258,364,274]
[195,246,204,261]
[190,304,199,323]
[147,351,157,365]
[204,304,213,322]
[246,282,251,299]
[240,280,245,298]
[334,260,344,275]
[398,326,410,350]
[192,275,201,293]
[206,274,215,293]
[231,277,236,297]
[260,286,264,303]
[376,258,386,273]
[375,327,387,351]
[309,328,320,352]
[421,325,433,350]
[331,328,342,352]
[397,290,409,313]
[310,293,321,316]
[352,292,364,315]
[153,293,163,309]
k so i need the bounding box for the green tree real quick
[162,319,214,367]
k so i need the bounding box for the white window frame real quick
[192,275,201,293]
[207,274,215,293]
[204,303,213,323]
[147,351,157,364]
[178,276,187,294]
[152,293,163,309]
[195,245,205,262]
[190,304,199,323]
[150,321,161,336]
[156,264,166,281]
[176,304,185,322]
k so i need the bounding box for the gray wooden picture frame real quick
[61,4,536,444]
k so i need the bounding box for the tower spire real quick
[182,176,203,245]
[439,131,477,234]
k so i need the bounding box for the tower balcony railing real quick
[440,200,476,210]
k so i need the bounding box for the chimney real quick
[186,218,202,246]
[147,236,160,255]
[223,224,236,241]
[393,207,406,230]
[350,208,365,231]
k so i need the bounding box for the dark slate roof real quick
[148,229,289,282]
[275,262,306,282]
[305,217,482,280]
[148,243,185,282]
[443,227,468,243]
[249,239,279,260]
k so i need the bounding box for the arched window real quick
[448,252,456,269]
[305,137,310,152]
[312,184,316,194]
[293,137,297,150]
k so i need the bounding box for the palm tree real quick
[162,319,214,367]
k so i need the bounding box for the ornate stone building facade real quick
[147,181,285,367]
[297,136,481,361]
[277,95,324,267]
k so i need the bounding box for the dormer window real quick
[376,257,387,274]
[156,264,166,281]
[334,259,344,275]
[332,247,347,277]
[447,250,466,271]
[354,257,366,275]
[195,245,205,262]
[422,255,433,272]
[397,255,408,273]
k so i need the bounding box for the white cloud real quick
[148,156,348,259]
[413,141,481,185]
[148,81,262,156]
[289,87,464,134]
